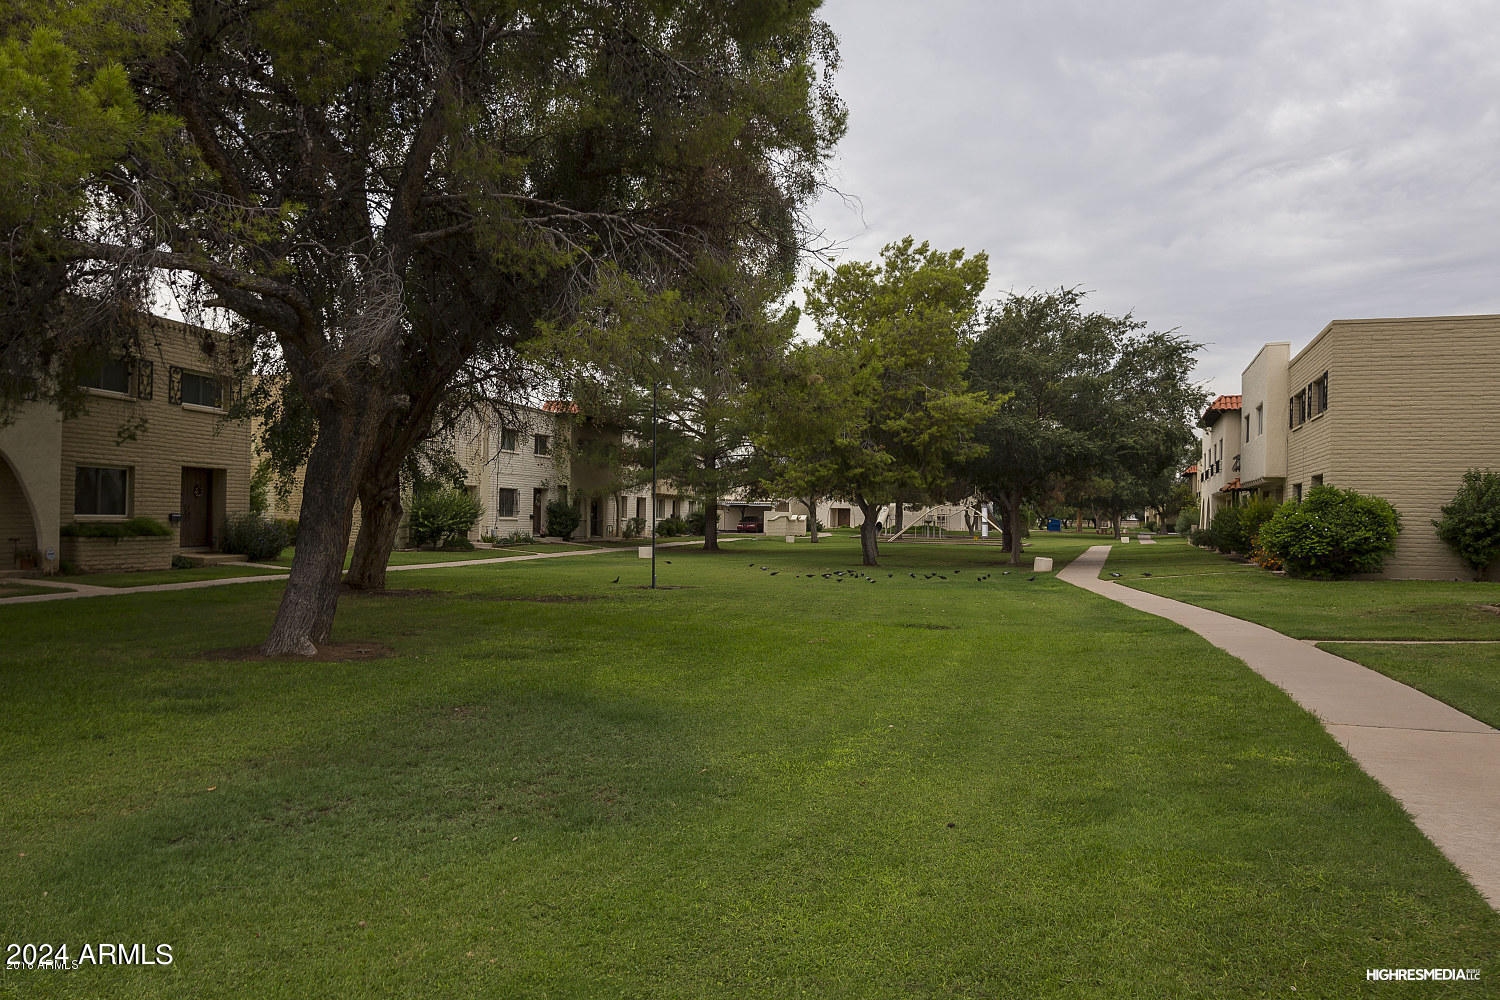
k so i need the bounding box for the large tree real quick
[557,257,798,552]
[965,289,1203,562]
[799,237,995,566]
[3,1,844,653]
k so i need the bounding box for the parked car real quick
[736,517,764,533]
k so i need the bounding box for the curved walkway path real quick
[1059,544,1500,910]
[0,536,754,606]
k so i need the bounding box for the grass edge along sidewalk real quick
[1063,542,1500,912]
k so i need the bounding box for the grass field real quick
[1107,538,1500,640]
[1,535,1495,997]
[1102,537,1500,728]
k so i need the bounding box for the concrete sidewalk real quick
[0,536,752,606]
[1059,544,1500,910]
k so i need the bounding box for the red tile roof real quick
[1218,478,1242,492]
[1182,464,1198,476]
[543,400,580,414]
[1198,394,1242,427]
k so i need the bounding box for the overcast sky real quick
[804,0,1500,394]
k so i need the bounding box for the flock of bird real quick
[612,564,1156,585]
[745,563,1037,583]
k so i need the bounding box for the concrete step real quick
[176,551,250,567]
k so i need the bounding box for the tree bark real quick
[261,404,381,655]
[894,502,905,532]
[1005,495,1025,565]
[856,496,881,566]
[802,494,820,542]
[346,461,403,591]
[704,497,719,551]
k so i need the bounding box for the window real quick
[636,497,646,519]
[1245,417,1250,443]
[533,433,550,456]
[500,428,519,452]
[80,358,131,395]
[1308,372,1329,418]
[1293,483,1303,502]
[75,466,129,516]
[1291,389,1308,427]
[1311,474,1324,488]
[180,371,222,408]
[655,496,665,519]
[1256,403,1264,436]
[497,488,517,518]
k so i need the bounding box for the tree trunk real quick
[345,385,444,591]
[347,461,403,591]
[803,494,820,542]
[894,502,905,532]
[704,497,719,551]
[1005,496,1025,565]
[261,405,380,655]
[856,497,881,566]
[1112,505,1123,540]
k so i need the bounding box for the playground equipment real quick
[884,500,1004,541]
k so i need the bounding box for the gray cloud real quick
[807,0,1500,391]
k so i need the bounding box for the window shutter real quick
[135,359,154,400]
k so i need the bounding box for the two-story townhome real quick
[1196,395,1241,527]
[1210,314,1500,579]
[0,316,251,574]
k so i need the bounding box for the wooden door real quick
[531,488,546,536]
[180,467,212,547]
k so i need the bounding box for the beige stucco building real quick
[1203,314,1500,580]
[0,316,252,574]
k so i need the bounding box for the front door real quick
[589,498,602,537]
[531,487,546,536]
[180,467,213,547]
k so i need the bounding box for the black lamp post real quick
[651,381,658,590]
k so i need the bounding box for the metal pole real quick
[651,381,658,590]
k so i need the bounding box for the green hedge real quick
[60,517,171,539]
[410,488,484,547]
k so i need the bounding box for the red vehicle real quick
[736,517,764,533]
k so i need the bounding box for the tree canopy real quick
[794,237,995,565]
[3,0,845,652]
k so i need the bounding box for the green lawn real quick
[1108,538,1500,639]
[269,542,601,569]
[67,565,289,588]
[0,581,58,598]
[1,537,1495,997]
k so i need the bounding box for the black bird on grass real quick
[770,571,779,576]
[611,576,619,584]
[1027,575,1036,582]
[1142,572,1152,577]
[1109,572,1122,578]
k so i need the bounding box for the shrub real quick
[409,488,484,547]
[622,516,646,539]
[440,537,475,551]
[1209,506,1247,554]
[685,511,706,535]
[543,498,581,539]
[1433,469,1500,579]
[276,518,299,545]
[222,512,293,560]
[61,517,172,539]
[502,530,533,545]
[1257,486,1401,579]
[249,458,272,515]
[655,516,687,537]
[1249,537,1283,572]
[171,554,194,569]
[1190,527,1215,548]
[1175,505,1200,534]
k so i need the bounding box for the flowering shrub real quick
[1257,486,1401,579]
